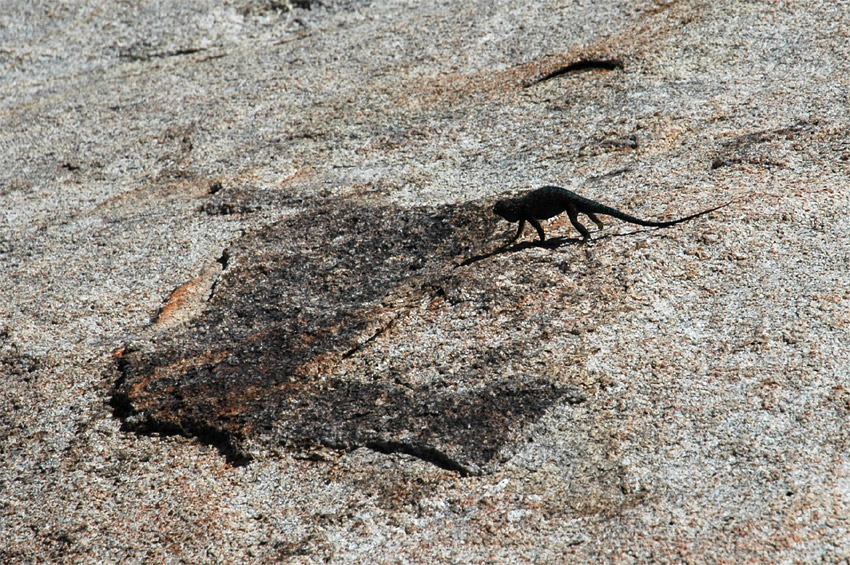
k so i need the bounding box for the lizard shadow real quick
[457,234,591,267]
[457,222,695,268]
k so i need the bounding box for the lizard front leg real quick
[508,219,526,244]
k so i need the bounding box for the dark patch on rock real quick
[118,42,206,62]
[523,58,624,87]
[112,195,576,473]
[712,120,817,170]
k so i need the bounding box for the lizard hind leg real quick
[567,208,592,240]
[529,218,547,241]
[586,212,604,229]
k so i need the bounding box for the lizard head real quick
[493,199,520,222]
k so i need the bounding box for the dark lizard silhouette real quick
[494,185,727,244]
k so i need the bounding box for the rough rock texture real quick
[2,0,850,562]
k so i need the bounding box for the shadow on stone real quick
[111,194,579,474]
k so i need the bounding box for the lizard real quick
[493,185,727,244]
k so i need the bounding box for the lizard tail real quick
[602,201,731,227]
[652,201,732,227]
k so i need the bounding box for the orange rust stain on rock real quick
[417,46,624,106]
[154,261,223,328]
[279,166,316,186]
[416,3,705,107]
[91,178,219,218]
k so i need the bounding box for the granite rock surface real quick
[2,1,850,562]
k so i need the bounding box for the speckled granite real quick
[2,1,849,562]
